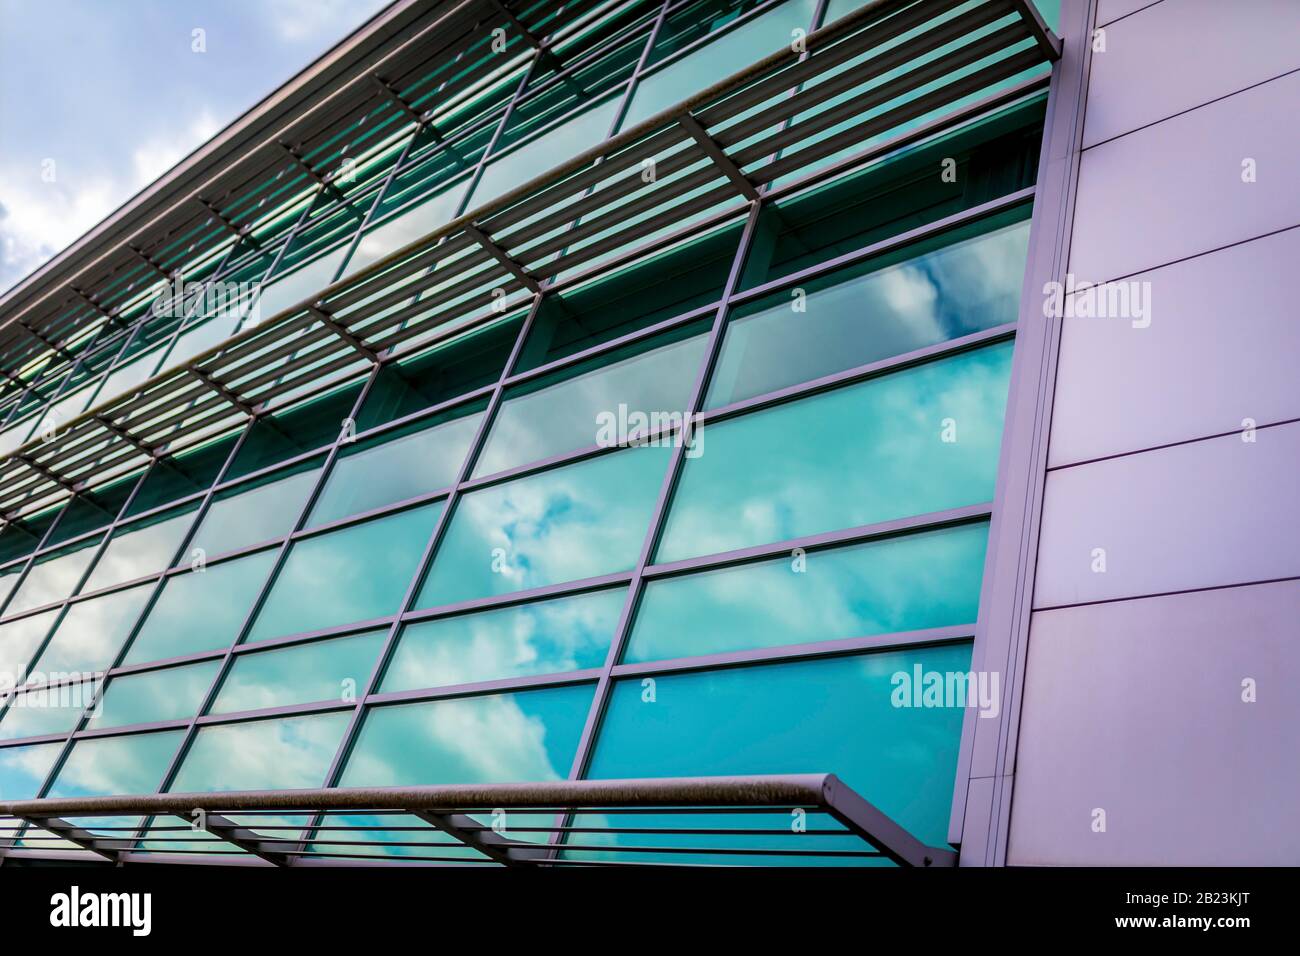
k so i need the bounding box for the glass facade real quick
[0,0,1055,864]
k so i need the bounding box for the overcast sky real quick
[0,0,390,295]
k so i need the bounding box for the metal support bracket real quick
[678,112,762,202]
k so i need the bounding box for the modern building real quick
[0,0,1294,867]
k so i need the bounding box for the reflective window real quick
[254,246,348,324]
[93,660,223,729]
[622,0,817,127]
[4,536,102,616]
[124,550,279,664]
[47,729,185,799]
[0,609,60,684]
[384,589,624,692]
[587,645,973,848]
[0,678,97,741]
[344,180,471,277]
[473,330,707,478]
[339,683,594,786]
[189,464,321,559]
[169,712,350,792]
[657,342,1013,561]
[707,216,1030,407]
[80,506,197,593]
[212,631,386,714]
[0,741,62,800]
[628,523,987,662]
[419,445,669,607]
[468,95,623,209]
[247,503,442,643]
[30,583,153,675]
[308,409,482,528]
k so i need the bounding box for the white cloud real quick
[261,0,387,42]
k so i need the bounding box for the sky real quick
[0,0,391,295]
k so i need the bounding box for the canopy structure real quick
[0,773,957,867]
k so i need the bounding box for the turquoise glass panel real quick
[80,506,197,593]
[308,409,482,528]
[344,179,471,277]
[0,741,62,799]
[0,608,60,683]
[468,95,622,209]
[189,464,321,559]
[0,679,96,740]
[383,588,624,692]
[587,644,973,850]
[247,504,442,643]
[169,711,350,792]
[254,246,348,323]
[4,536,101,615]
[418,445,669,607]
[211,631,386,714]
[622,0,817,128]
[707,216,1030,407]
[91,660,222,729]
[473,332,707,478]
[627,522,987,662]
[339,683,593,786]
[30,583,153,675]
[658,341,1013,561]
[47,729,184,799]
[124,549,278,664]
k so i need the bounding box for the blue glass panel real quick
[169,712,351,792]
[247,503,442,643]
[658,342,1013,561]
[211,631,386,713]
[124,550,278,665]
[418,445,669,607]
[31,584,153,675]
[587,644,974,851]
[308,409,481,528]
[92,660,223,729]
[706,217,1030,407]
[0,741,62,800]
[383,588,624,692]
[0,608,60,683]
[0,679,97,740]
[4,536,102,615]
[188,464,321,559]
[339,683,594,786]
[80,506,197,592]
[627,522,987,662]
[47,729,184,799]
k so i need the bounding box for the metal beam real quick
[307,304,381,362]
[678,111,762,202]
[1008,0,1063,62]
[187,366,258,417]
[182,812,291,867]
[199,197,259,249]
[411,810,549,867]
[20,817,122,863]
[464,223,541,293]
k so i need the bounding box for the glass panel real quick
[339,683,594,786]
[30,583,153,675]
[3,536,102,616]
[622,0,817,128]
[211,631,386,714]
[588,644,973,849]
[707,213,1030,407]
[188,464,321,559]
[47,729,185,799]
[169,712,350,792]
[80,506,197,593]
[383,588,624,692]
[252,246,349,325]
[0,741,62,800]
[247,503,442,644]
[124,550,278,665]
[657,342,1013,561]
[418,445,669,608]
[628,522,987,662]
[0,679,97,741]
[92,660,222,729]
[467,95,623,209]
[0,609,59,683]
[473,330,707,478]
[344,180,471,278]
[307,408,482,528]
[95,348,165,408]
